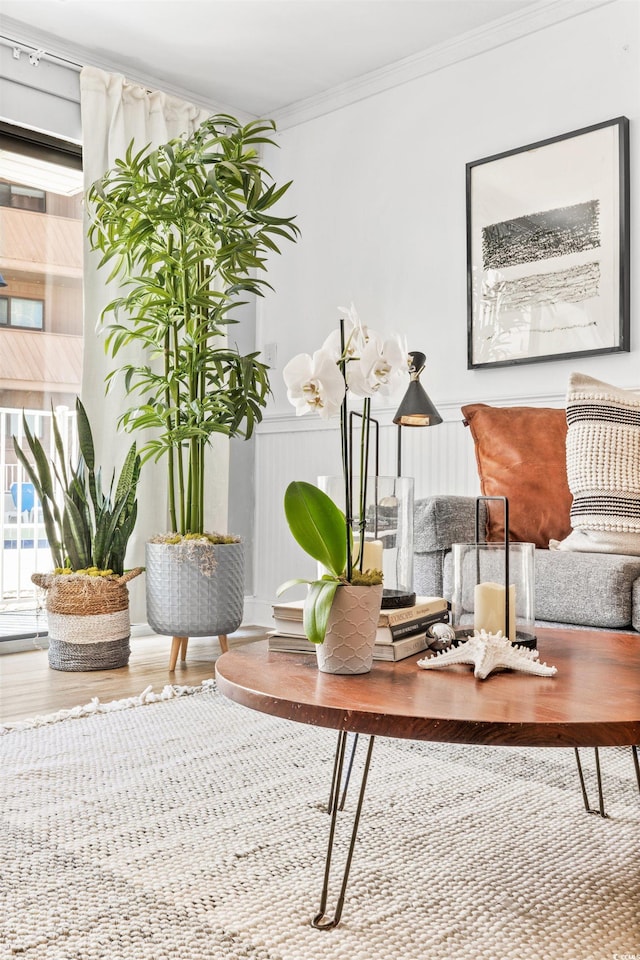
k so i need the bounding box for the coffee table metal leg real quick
[327,732,359,813]
[313,731,375,930]
[574,747,607,818]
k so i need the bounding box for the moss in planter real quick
[147,533,242,578]
[149,533,240,545]
[349,568,383,586]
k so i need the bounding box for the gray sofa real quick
[414,495,640,633]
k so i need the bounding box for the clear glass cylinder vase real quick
[451,542,536,645]
[318,475,415,609]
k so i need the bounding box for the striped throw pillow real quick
[553,372,640,555]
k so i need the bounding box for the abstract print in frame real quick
[466,117,629,368]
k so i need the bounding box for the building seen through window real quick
[0,296,45,329]
[0,182,46,212]
[0,125,83,608]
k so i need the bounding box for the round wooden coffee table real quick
[216,627,640,927]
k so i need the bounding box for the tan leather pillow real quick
[462,403,572,548]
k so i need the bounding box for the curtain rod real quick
[0,34,82,71]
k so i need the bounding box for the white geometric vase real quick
[315,583,383,675]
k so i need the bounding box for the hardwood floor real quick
[0,626,267,724]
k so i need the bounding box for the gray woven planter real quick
[145,540,244,637]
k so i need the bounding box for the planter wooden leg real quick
[218,634,229,654]
[169,636,188,671]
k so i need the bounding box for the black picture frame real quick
[466,117,630,369]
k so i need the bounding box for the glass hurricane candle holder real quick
[318,475,415,608]
[451,541,536,646]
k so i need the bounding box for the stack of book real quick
[268,595,450,661]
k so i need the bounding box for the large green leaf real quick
[303,579,341,645]
[62,496,90,570]
[50,405,70,490]
[283,481,347,578]
[12,439,46,505]
[113,442,141,507]
[39,499,64,569]
[15,417,55,503]
[75,398,97,511]
[275,576,341,645]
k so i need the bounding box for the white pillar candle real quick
[474,581,516,640]
[353,538,384,573]
[317,538,384,578]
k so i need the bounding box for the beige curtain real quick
[80,66,220,621]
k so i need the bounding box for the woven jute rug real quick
[1,681,638,960]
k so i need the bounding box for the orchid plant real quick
[278,304,408,643]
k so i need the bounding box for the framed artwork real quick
[466,117,630,369]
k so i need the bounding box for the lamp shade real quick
[393,352,442,427]
[0,273,7,288]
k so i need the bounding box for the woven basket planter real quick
[32,569,143,672]
[145,540,244,638]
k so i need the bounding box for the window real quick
[0,182,46,212]
[0,122,83,381]
[0,124,83,610]
[0,296,44,330]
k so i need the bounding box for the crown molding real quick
[272,0,616,130]
[2,2,616,131]
[2,1,616,130]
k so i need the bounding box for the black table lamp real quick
[393,351,442,475]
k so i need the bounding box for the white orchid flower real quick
[323,303,368,361]
[283,349,346,419]
[337,301,361,330]
[332,301,376,360]
[322,325,354,362]
[348,334,407,398]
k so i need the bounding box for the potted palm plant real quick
[13,398,142,671]
[86,114,299,666]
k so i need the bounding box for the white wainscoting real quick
[247,392,565,625]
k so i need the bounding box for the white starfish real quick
[417,629,557,681]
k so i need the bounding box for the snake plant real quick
[13,398,141,575]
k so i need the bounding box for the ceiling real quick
[1,0,549,117]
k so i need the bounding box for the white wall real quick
[248,0,640,622]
